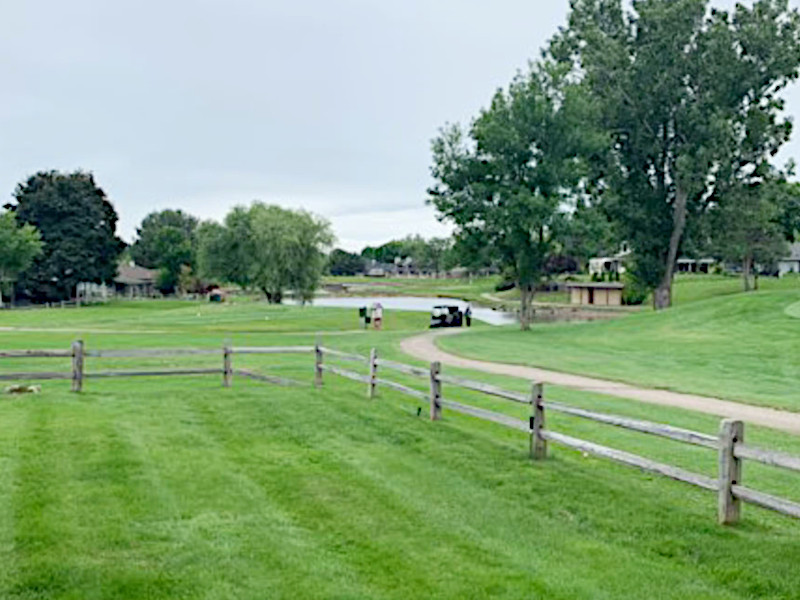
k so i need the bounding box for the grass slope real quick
[439,282,800,410]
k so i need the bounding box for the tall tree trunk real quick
[742,255,752,292]
[654,187,688,310]
[519,283,533,331]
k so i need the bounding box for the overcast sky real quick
[2,1,799,252]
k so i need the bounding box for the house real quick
[677,258,716,274]
[364,260,397,278]
[778,243,800,277]
[394,256,417,277]
[114,263,158,297]
[566,282,625,307]
[588,243,631,277]
[75,281,109,304]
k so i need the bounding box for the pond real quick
[304,296,517,326]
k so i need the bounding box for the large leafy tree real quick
[131,209,198,294]
[555,0,800,309]
[0,212,43,307]
[197,202,334,303]
[711,178,789,290]
[428,64,591,329]
[9,171,124,302]
[552,200,617,271]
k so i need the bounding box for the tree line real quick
[428,0,800,328]
[329,236,457,277]
[0,171,335,305]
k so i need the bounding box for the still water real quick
[306,296,516,326]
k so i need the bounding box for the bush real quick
[494,280,516,292]
[622,273,648,305]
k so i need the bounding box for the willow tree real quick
[197,203,333,304]
[555,0,800,309]
[428,64,593,330]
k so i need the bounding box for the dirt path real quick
[400,330,800,434]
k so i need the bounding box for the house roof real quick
[677,257,716,264]
[565,282,625,289]
[115,264,158,285]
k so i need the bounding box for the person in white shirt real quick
[372,302,384,330]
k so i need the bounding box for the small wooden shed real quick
[566,282,624,307]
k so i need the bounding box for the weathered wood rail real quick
[0,341,314,391]
[315,345,800,526]
[5,339,800,525]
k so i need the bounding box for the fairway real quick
[3,300,800,598]
[439,281,800,411]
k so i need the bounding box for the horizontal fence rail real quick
[5,340,800,526]
[0,342,315,392]
[85,348,220,358]
[439,398,530,433]
[320,364,372,384]
[373,377,428,401]
[732,485,800,519]
[734,444,800,473]
[0,350,73,358]
[236,369,298,387]
[315,346,800,526]
[540,430,718,491]
[436,373,529,404]
[85,368,221,379]
[319,347,367,363]
[374,358,431,379]
[546,401,719,449]
[232,346,315,354]
[0,371,72,381]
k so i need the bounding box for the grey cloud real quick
[1,0,798,249]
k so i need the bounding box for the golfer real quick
[372,302,384,330]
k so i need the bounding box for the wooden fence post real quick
[719,419,744,525]
[223,342,232,388]
[429,361,442,421]
[314,337,323,388]
[530,382,546,459]
[367,348,378,399]
[71,340,84,393]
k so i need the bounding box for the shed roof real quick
[115,264,158,285]
[565,282,625,289]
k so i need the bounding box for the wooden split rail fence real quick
[314,344,800,526]
[0,342,314,391]
[4,340,800,525]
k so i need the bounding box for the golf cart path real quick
[401,330,800,434]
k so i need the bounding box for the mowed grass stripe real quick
[2,377,800,597]
[8,396,196,598]
[5,386,381,599]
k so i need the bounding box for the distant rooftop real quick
[115,264,158,285]
[565,282,625,289]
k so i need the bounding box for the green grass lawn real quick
[439,278,800,410]
[4,300,800,597]
[4,374,800,599]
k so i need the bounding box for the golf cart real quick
[429,305,463,328]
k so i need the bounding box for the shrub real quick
[622,273,648,305]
